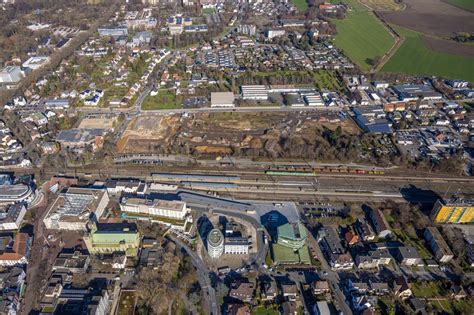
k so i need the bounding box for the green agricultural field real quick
[333,8,394,71]
[382,27,474,82]
[291,0,309,12]
[141,89,180,110]
[446,0,474,11]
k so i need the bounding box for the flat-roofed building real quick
[0,66,23,83]
[424,227,454,263]
[22,56,49,71]
[393,84,443,102]
[266,29,285,39]
[211,92,234,107]
[0,183,34,204]
[431,198,474,224]
[52,250,90,273]
[0,203,26,231]
[304,93,324,106]
[105,179,146,195]
[241,85,268,101]
[44,98,70,109]
[98,26,128,38]
[224,237,249,255]
[120,198,188,220]
[43,187,109,231]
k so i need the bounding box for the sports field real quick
[291,0,309,12]
[382,27,474,82]
[445,0,474,12]
[333,8,394,71]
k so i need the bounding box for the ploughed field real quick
[378,0,474,37]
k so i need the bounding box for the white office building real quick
[266,29,285,39]
[0,203,26,231]
[120,198,189,220]
[224,237,249,255]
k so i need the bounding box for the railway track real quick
[26,166,474,185]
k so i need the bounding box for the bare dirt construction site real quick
[116,111,362,160]
[379,0,474,37]
[77,114,118,129]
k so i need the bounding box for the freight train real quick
[265,165,385,176]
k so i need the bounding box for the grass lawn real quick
[291,0,309,12]
[446,0,474,11]
[332,5,394,71]
[254,306,279,315]
[141,89,180,110]
[382,26,474,82]
[411,281,445,298]
[202,7,215,14]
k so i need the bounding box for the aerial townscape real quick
[0,0,473,314]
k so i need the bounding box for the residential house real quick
[396,247,422,266]
[369,281,390,295]
[281,282,298,302]
[355,249,392,269]
[229,282,254,303]
[318,226,354,270]
[368,209,392,239]
[312,280,330,295]
[260,278,278,301]
[225,303,251,315]
[393,276,412,299]
[451,284,467,300]
[355,218,376,241]
[423,227,454,263]
[345,231,360,246]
